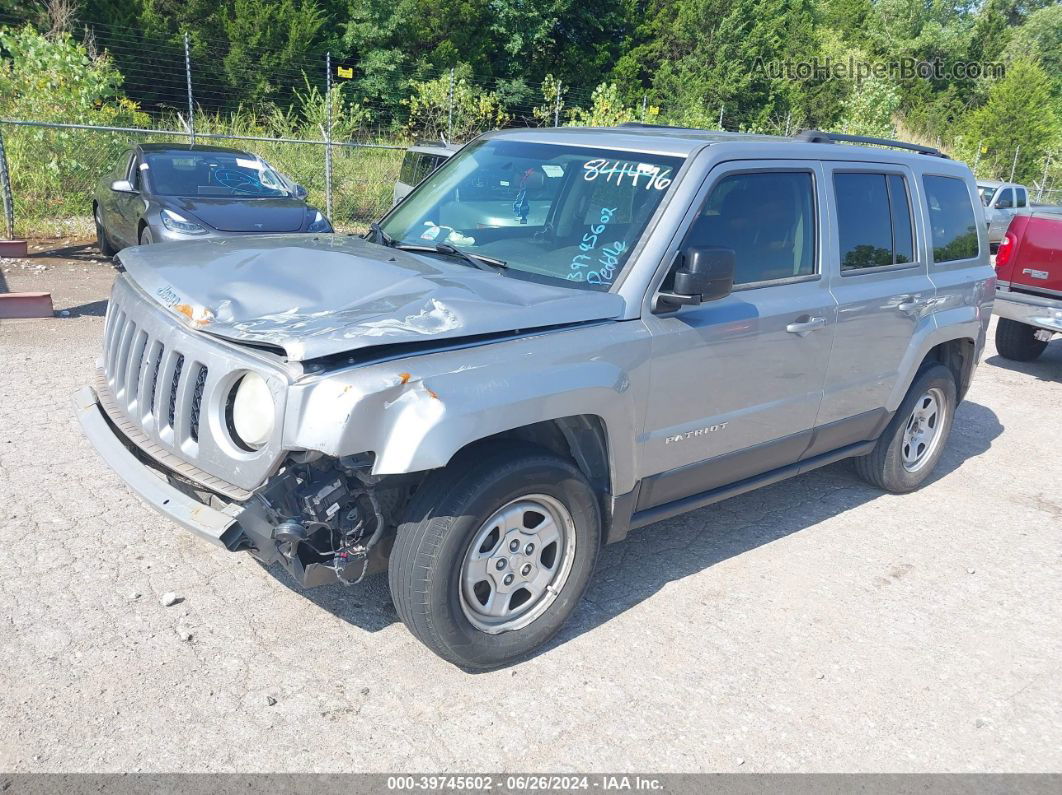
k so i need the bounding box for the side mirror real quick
[996,197,1012,209]
[110,179,136,193]
[293,183,308,199]
[654,246,735,312]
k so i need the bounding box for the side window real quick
[996,188,1013,209]
[889,175,914,264]
[400,152,418,185]
[1015,187,1027,208]
[834,173,914,270]
[683,171,816,286]
[922,175,980,263]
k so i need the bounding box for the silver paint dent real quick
[117,234,626,361]
[284,320,653,495]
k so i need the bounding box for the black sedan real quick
[93,143,332,254]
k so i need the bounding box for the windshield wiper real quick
[394,242,507,272]
[367,222,396,247]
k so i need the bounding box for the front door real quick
[111,153,143,247]
[638,161,836,509]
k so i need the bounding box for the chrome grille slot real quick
[125,329,149,413]
[167,354,185,430]
[190,365,208,443]
[147,343,165,421]
[113,317,138,402]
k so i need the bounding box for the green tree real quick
[403,65,508,142]
[222,0,329,106]
[1004,5,1062,96]
[958,60,1060,182]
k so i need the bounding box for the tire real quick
[995,318,1048,362]
[854,364,957,493]
[139,226,154,245]
[94,205,116,257]
[388,442,600,669]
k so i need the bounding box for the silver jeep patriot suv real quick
[75,126,994,668]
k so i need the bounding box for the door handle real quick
[785,316,827,336]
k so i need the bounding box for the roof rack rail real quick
[796,129,948,158]
[616,122,722,132]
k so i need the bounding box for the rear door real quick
[813,164,934,452]
[638,161,836,507]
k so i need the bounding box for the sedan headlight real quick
[160,208,207,235]
[229,373,275,449]
[307,209,332,233]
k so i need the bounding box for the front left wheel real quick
[388,443,600,669]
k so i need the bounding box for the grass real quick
[2,117,404,239]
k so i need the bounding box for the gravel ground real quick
[1,240,1060,773]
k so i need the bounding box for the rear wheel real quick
[94,205,116,257]
[854,364,957,493]
[388,443,600,669]
[995,318,1048,362]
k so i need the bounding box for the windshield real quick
[144,152,291,198]
[977,185,997,206]
[380,139,685,291]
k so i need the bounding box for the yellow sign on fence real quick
[336,66,354,79]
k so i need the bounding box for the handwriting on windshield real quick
[582,159,673,190]
[568,206,627,287]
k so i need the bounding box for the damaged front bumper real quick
[72,385,389,587]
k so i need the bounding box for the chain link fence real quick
[0,120,402,239]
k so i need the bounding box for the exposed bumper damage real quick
[73,385,396,587]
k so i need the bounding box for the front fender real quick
[285,323,651,494]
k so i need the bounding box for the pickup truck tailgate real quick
[997,211,1062,295]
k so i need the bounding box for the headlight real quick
[307,210,332,233]
[229,373,275,449]
[160,208,207,234]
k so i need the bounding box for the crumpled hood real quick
[118,235,625,361]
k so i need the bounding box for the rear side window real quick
[1016,187,1028,208]
[922,175,980,263]
[400,152,418,185]
[684,171,816,286]
[834,173,914,270]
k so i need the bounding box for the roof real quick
[136,142,254,157]
[483,125,953,164]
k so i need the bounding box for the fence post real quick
[447,67,455,141]
[325,52,333,221]
[1037,152,1051,201]
[555,82,563,127]
[718,105,724,129]
[641,94,647,122]
[183,33,195,145]
[0,126,14,240]
[972,138,982,175]
[1008,145,1020,183]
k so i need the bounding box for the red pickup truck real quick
[993,209,1062,361]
